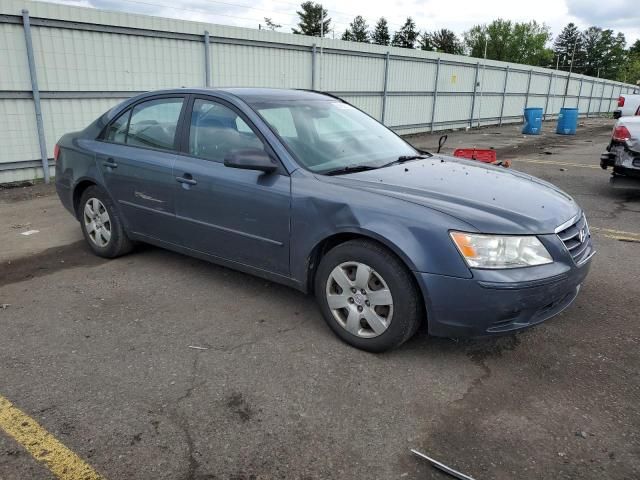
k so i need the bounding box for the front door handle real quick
[103,158,118,168]
[176,174,197,186]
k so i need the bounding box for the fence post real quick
[586,80,594,118]
[597,82,605,114]
[577,77,583,112]
[499,66,509,126]
[469,62,479,128]
[381,51,390,124]
[429,58,440,132]
[204,31,211,87]
[524,69,532,108]
[311,44,316,90]
[562,72,570,109]
[21,9,50,184]
[544,72,553,121]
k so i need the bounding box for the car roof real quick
[134,87,336,103]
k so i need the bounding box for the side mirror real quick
[224,149,278,173]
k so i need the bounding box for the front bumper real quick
[415,254,593,338]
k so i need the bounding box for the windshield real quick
[250,99,419,174]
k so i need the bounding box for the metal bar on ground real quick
[469,62,479,128]
[430,58,440,132]
[21,9,50,184]
[411,449,476,480]
[381,51,390,124]
[499,66,509,126]
[203,30,211,87]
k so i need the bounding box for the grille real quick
[556,214,593,265]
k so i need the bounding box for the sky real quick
[50,0,640,45]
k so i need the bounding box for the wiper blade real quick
[323,165,380,176]
[380,154,429,168]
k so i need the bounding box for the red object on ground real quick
[452,148,497,164]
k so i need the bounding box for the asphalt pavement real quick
[0,117,638,480]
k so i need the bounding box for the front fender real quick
[290,172,474,289]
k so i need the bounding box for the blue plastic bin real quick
[522,107,543,135]
[556,108,579,135]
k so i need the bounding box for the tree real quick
[464,19,551,66]
[371,17,390,46]
[623,40,640,85]
[429,29,463,54]
[419,32,432,51]
[342,15,369,42]
[554,23,584,71]
[263,18,281,31]
[292,2,330,37]
[392,17,419,49]
[582,27,627,80]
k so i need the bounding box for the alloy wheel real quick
[83,197,111,248]
[325,261,394,338]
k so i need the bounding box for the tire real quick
[79,185,133,258]
[315,239,422,352]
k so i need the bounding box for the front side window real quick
[104,110,130,144]
[251,100,417,174]
[189,99,264,162]
[125,98,184,150]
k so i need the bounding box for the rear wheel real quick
[79,186,133,258]
[315,239,422,352]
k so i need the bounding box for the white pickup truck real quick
[614,93,640,119]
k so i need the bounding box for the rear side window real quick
[127,98,184,150]
[188,99,264,162]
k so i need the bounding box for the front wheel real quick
[315,239,422,352]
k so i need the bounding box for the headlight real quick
[450,231,553,269]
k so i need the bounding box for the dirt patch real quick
[0,182,56,204]
[0,241,105,288]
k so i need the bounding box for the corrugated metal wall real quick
[0,0,637,183]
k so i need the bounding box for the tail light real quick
[612,125,631,142]
[618,96,625,107]
[53,144,60,162]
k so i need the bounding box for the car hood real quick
[318,156,580,234]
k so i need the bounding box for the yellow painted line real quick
[591,227,640,237]
[514,159,601,169]
[0,394,105,480]
[603,234,640,243]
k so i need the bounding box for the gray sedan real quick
[55,88,594,351]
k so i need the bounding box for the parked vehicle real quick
[613,93,640,119]
[600,116,640,186]
[55,88,595,352]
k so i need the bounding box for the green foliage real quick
[428,29,463,55]
[419,32,432,51]
[371,18,391,46]
[464,19,551,66]
[581,27,627,80]
[263,18,281,31]
[392,17,419,49]
[553,23,584,70]
[292,2,331,37]
[342,15,369,43]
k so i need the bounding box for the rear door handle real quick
[176,174,197,186]
[102,158,118,168]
